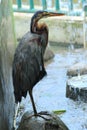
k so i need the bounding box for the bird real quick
[12,10,64,118]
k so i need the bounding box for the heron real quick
[12,11,64,119]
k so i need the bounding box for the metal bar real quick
[13,6,82,15]
[13,7,37,13]
[13,0,83,16]
[83,10,86,48]
[82,0,86,4]
[55,0,60,11]
[69,0,73,11]
[82,0,85,5]
[42,0,47,10]
[16,0,21,8]
[29,0,34,10]
[82,0,87,9]
[83,3,87,48]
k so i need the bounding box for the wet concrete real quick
[16,46,87,130]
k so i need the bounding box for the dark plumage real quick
[12,11,64,116]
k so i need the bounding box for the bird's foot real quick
[38,111,57,120]
[35,112,51,121]
[24,111,52,121]
[38,111,51,116]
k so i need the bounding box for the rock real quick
[66,74,87,102]
[67,62,87,77]
[44,47,54,61]
[17,111,69,130]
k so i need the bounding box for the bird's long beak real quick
[47,12,65,17]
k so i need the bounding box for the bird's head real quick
[32,10,64,22]
[31,10,65,32]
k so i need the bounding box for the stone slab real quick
[67,62,87,77]
[66,74,87,102]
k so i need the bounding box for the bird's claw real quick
[38,111,51,115]
[37,111,52,121]
[24,111,52,121]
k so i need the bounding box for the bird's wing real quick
[12,32,46,102]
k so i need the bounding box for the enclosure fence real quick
[13,0,87,16]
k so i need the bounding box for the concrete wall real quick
[14,13,86,47]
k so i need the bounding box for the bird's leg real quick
[28,91,51,121]
[29,91,38,116]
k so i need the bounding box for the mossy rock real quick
[17,111,69,130]
[44,47,54,62]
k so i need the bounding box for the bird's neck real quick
[30,19,37,33]
[30,20,48,36]
[31,20,48,41]
[30,20,48,54]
